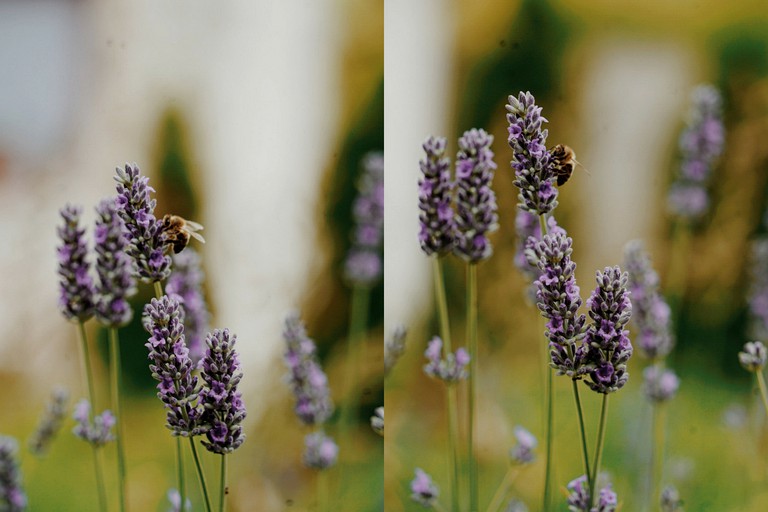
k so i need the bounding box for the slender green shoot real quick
[485,466,520,512]
[590,394,610,508]
[188,438,213,512]
[467,263,478,512]
[109,327,128,512]
[572,379,592,495]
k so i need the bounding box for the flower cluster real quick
[199,329,246,454]
[506,91,558,215]
[583,267,633,394]
[418,136,455,256]
[566,475,617,512]
[509,426,537,465]
[94,198,137,327]
[166,248,210,365]
[28,387,69,456]
[0,436,26,512]
[143,296,202,437]
[57,205,96,321]
[667,84,724,221]
[302,432,339,469]
[72,400,115,447]
[384,325,407,374]
[747,239,768,341]
[515,211,564,283]
[345,152,384,286]
[642,365,680,403]
[423,336,470,383]
[114,163,172,283]
[453,128,499,263]
[623,240,674,360]
[739,341,767,372]
[410,468,439,508]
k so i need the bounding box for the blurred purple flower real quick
[0,436,26,512]
[345,152,383,286]
[642,365,680,403]
[566,475,617,512]
[423,336,470,383]
[72,400,115,447]
[419,136,455,256]
[509,425,537,465]
[166,488,191,512]
[410,468,439,508]
[57,204,95,321]
[28,387,69,456]
[384,325,407,374]
[166,248,210,365]
[303,432,338,470]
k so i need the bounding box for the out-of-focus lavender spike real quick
[345,152,384,286]
[303,431,338,470]
[72,400,115,447]
[166,248,210,365]
[418,136,455,256]
[28,387,69,456]
[384,325,407,374]
[423,336,470,383]
[0,436,26,511]
[410,468,439,508]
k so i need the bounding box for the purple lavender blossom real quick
[371,406,384,436]
[419,136,455,256]
[509,425,537,465]
[57,204,96,321]
[660,485,683,512]
[423,336,470,383]
[531,231,587,377]
[410,468,439,508]
[345,152,384,286]
[739,341,767,372]
[166,248,210,365]
[0,436,26,512]
[453,128,499,263]
[282,313,334,426]
[747,239,768,340]
[566,475,617,512]
[514,211,564,282]
[94,198,137,327]
[72,400,115,447]
[583,267,633,394]
[506,91,559,215]
[667,85,724,221]
[623,240,674,360]
[143,296,202,437]
[303,432,338,470]
[114,163,172,283]
[199,328,246,454]
[643,365,680,403]
[384,325,407,374]
[28,387,69,456]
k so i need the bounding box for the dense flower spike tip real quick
[28,387,69,456]
[57,204,96,321]
[643,365,680,403]
[739,341,767,372]
[660,485,683,512]
[410,468,439,508]
[506,91,559,215]
[566,475,617,512]
[453,128,499,263]
[748,239,768,340]
[345,151,384,286]
[583,266,633,394]
[282,313,334,426]
[384,325,407,374]
[72,400,116,447]
[418,136,455,256]
[532,231,587,377]
[167,248,210,365]
[509,425,537,465]
[94,198,137,327]
[199,328,246,454]
[623,240,674,359]
[423,336,470,383]
[0,436,26,512]
[114,163,172,283]
[302,432,338,470]
[143,296,202,436]
[371,406,384,436]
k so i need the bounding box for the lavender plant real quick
[410,468,441,510]
[72,400,116,447]
[0,436,26,512]
[565,475,617,512]
[28,387,69,456]
[423,336,470,383]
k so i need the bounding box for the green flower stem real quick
[485,466,520,512]
[219,454,227,512]
[572,380,593,495]
[154,280,164,299]
[433,257,461,512]
[467,263,478,512]
[188,438,213,512]
[317,467,329,512]
[109,327,128,512]
[590,394,610,508]
[77,321,108,512]
[538,214,554,512]
[649,402,666,512]
[756,371,768,417]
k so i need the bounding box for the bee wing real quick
[188,231,206,244]
[184,220,204,232]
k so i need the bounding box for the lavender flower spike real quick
[72,400,116,447]
[583,266,633,394]
[410,468,439,508]
[57,204,96,321]
[0,436,26,511]
[143,296,202,436]
[28,387,69,456]
[344,151,384,286]
[423,336,470,383]
[566,475,617,512]
[506,91,558,215]
[642,365,680,403]
[94,198,137,327]
[166,248,210,365]
[303,431,338,470]
[419,136,455,256]
[282,313,334,426]
[384,325,407,374]
[453,128,499,263]
[199,328,246,454]
[114,163,172,283]
[532,231,587,377]
[509,425,537,465]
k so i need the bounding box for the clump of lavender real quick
[282,313,334,426]
[114,163,172,283]
[384,325,407,374]
[28,387,69,456]
[418,136,455,256]
[303,432,339,470]
[344,152,384,286]
[506,91,558,215]
[509,426,537,465]
[57,205,96,321]
[166,248,210,365]
[583,267,633,395]
[199,328,246,454]
[410,468,439,508]
[370,406,384,436]
[423,336,470,383]
[0,436,26,512]
[453,128,499,263]
[747,239,768,341]
[667,85,724,221]
[72,400,116,447]
[93,198,137,327]
[566,475,617,512]
[143,296,202,436]
[643,365,680,403]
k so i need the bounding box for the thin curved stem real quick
[756,371,768,417]
[188,438,213,512]
[649,402,666,512]
[590,394,610,507]
[485,466,520,512]
[467,263,478,512]
[219,454,227,512]
[572,380,592,494]
[110,327,128,512]
[317,467,329,512]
